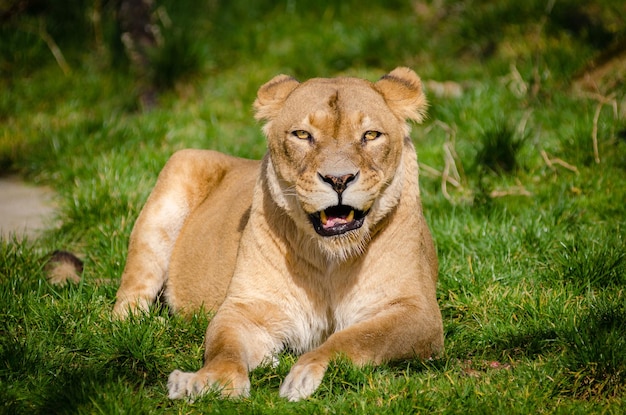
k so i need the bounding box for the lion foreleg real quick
[279,304,443,401]
[167,302,284,400]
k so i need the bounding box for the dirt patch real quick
[573,40,626,98]
[0,176,57,240]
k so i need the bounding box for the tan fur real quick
[45,250,83,286]
[113,67,443,401]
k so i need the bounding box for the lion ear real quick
[374,67,428,123]
[254,74,300,121]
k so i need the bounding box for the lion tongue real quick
[320,209,355,229]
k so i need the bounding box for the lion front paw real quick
[167,370,198,400]
[279,357,328,402]
[167,368,250,400]
[112,296,151,320]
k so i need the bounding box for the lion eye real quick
[363,131,382,141]
[292,130,312,141]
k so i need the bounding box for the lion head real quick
[253,67,427,261]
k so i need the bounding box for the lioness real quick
[113,67,443,401]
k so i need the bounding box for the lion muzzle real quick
[310,171,369,236]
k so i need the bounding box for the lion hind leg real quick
[113,149,235,318]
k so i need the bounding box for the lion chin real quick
[314,221,371,263]
[113,67,444,402]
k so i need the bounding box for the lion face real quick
[254,68,427,260]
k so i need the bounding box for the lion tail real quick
[44,250,84,286]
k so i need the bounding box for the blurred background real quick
[1,0,624,200]
[2,0,624,113]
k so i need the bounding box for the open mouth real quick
[309,205,369,237]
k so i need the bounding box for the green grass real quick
[2,0,626,413]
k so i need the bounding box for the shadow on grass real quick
[553,238,626,291]
[558,297,626,400]
[38,366,148,415]
[483,295,626,400]
[0,333,163,414]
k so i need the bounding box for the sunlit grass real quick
[1,0,625,413]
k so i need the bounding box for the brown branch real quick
[516,109,533,138]
[489,185,532,198]
[15,19,72,75]
[588,93,617,164]
[38,20,71,75]
[425,121,466,200]
[442,142,461,199]
[540,150,579,174]
[423,120,474,203]
[592,101,602,164]
[501,64,528,97]
[92,0,105,54]
[551,157,579,174]
[420,164,461,188]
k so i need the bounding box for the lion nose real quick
[319,172,358,195]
